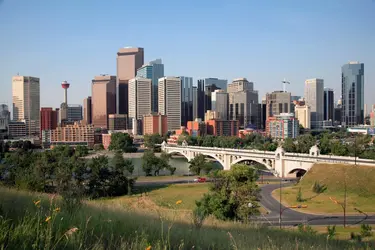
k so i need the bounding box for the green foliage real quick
[360,224,373,238]
[144,133,163,149]
[93,144,104,151]
[327,225,336,240]
[297,224,316,236]
[74,145,89,157]
[350,232,362,242]
[312,181,328,194]
[188,154,214,175]
[192,205,207,229]
[283,138,296,152]
[195,164,260,222]
[296,134,316,153]
[141,150,159,176]
[0,146,134,199]
[296,187,304,202]
[108,133,137,153]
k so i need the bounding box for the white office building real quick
[158,77,181,131]
[304,78,324,129]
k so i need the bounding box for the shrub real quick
[192,206,207,229]
[312,181,327,194]
[327,225,336,240]
[297,224,316,236]
[296,187,304,202]
[360,224,373,238]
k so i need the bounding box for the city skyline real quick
[0,1,374,111]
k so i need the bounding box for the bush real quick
[327,225,336,240]
[192,206,207,229]
[360,224,373,238]
[296,187,304,202]
[312,181,327,194]
[297,224,316,236]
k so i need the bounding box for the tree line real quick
[0,145,135,199]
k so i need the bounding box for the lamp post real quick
[278,171,282,229]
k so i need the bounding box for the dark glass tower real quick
[341,62,364,126]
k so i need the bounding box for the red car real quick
[194,177,207,183]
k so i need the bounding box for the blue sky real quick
[0,0,374,111]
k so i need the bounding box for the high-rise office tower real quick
[180,76,193,126]
[324,88,334,121]
[304,78,324,129]
[227,78,253,93]
[40,108,58,134]
[211,89,228,120]
[128,77,152,121]
[12,76,40,136]
[92,75,116,129]
[228,78,259,128]
[137,59,164,112]
[83,96,92,125]
[295,105,311,129]
[341,62,364,126]
[158,77,181,131]
[192,86,198,120]
[266,91,292,120]
[0,104,10,139]
[197,78,228,120]
[116,47,144,115]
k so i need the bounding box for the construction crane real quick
[282,78,290,92]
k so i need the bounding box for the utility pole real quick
[344,174,347,227]
[279,172,282,229]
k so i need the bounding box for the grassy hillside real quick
[274,163,375,214]
[0,187,370,250]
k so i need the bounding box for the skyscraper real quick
[158,77,181,131]
[211,89,228,120]
[116,47,144,115]
[324,88,334,121]
[137,59,164,112]
[304,78,324,129]
[180,76,193,126]
[341,62,364,126]
[12,76,40,136]
[128,77,152,121]
[92,75,116,129]
[228,78,259,128]
[83,96,92,125]
[40,107,58,134]
[197,78,228,120]
[192,86,198,120]
[0,104,10,139]
[265,91,292,120]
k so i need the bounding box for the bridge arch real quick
[288,168,307,178]
[231,157,273,172]
[167,150,191,161]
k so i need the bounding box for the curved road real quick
[135,179,375,226]
[259,183,375,226]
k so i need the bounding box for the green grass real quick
[309,225,375,241]
[1,187,373,249]
[273,163,375,214]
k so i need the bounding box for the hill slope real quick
[0,187,369,250]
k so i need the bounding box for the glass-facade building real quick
[180,76,193,126]
[324,88,334,121]
[137,59,164,113]
[341,62,364,126]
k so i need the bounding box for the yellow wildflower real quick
[175,200,182,205]
[145,246,152,250]
[45,216,51,223]
[53,207,60,212]
[33,200,41,206]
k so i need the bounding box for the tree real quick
[141,150,159,176]
[195,164,260,221]
[93,144,104,151]
[296,134,316,153]
[108,132,137,153]
[189,154,207,175]
[283,138,296,152]
[144,134,163,149]
[75,145,89,157]
[319,133,331,155]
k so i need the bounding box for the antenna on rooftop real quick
[282,78,290,92]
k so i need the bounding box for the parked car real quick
[193,177,207,183]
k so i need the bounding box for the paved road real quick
[134,179,375,226]
[259,183,375,226]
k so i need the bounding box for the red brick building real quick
[143,114,168,135]
[40,107,57,135]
